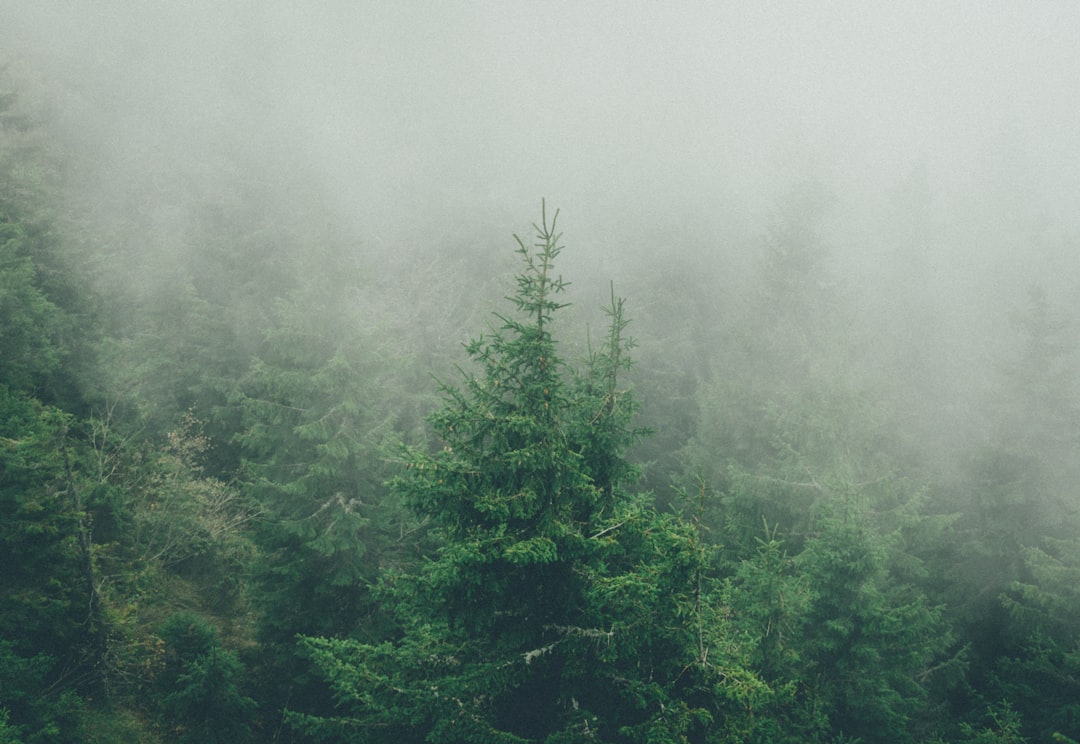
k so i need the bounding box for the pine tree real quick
[393,203,610,657]
[292,205,761,742]
[0,388,95,741]
[157,612,257,744]
[232,270,402,722]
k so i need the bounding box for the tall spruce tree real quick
[292,205,764,742]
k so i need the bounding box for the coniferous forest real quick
[3,5,1080,743]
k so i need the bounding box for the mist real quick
[4,0,1079,475]
[8,3,1078,234]
[7,3,1080,740]
[3,0,1078,427]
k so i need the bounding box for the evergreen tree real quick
[0,70,101,415]
[232,266,417,725]
[0,388,96,742]
[0,220,64,392]
[158,612,257,744]
[292,205,762,742]
[988,536,1080,741]
[945,286,1080,736]
[794,493,951,743]
[721,517,816,741]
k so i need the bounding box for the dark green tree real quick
[0,707,19,744]
[0,388,96,742]
[0,640,84,744]
[291,205,763,742]
[720,517,816,741]
[985,536,1080,741]
[0,220,64,392]
[232,267,419,725]
[793,492,952,743]
[944,286,1080,737]
[0,70,100,414]
[157,613,256,744]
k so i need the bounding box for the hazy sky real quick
[3,2,1080,255]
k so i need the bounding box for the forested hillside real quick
[3,13,1080,741]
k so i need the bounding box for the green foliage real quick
[0,641,86,744]
[944,286,1080,739]
[80,266,249,468]
[673,187,966,741]
[721,517,815,739]
[0,74,97,413]
[134,413,258,579]
[0,220,64,390]
[978,537,1080,742]
[235,270,400,621]
[956,702,1027,744]
[0,708,18,744]
[794,495,952,743]
[0,388,99,693]
[232,266,417,725]
[77,706,160,744]
[157,613,256,744]
[77,409,259,707]
[581,504,775,743]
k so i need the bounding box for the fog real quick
[4,1,1080,464]
[8,6,1080,736]
[8,3,1079,231]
